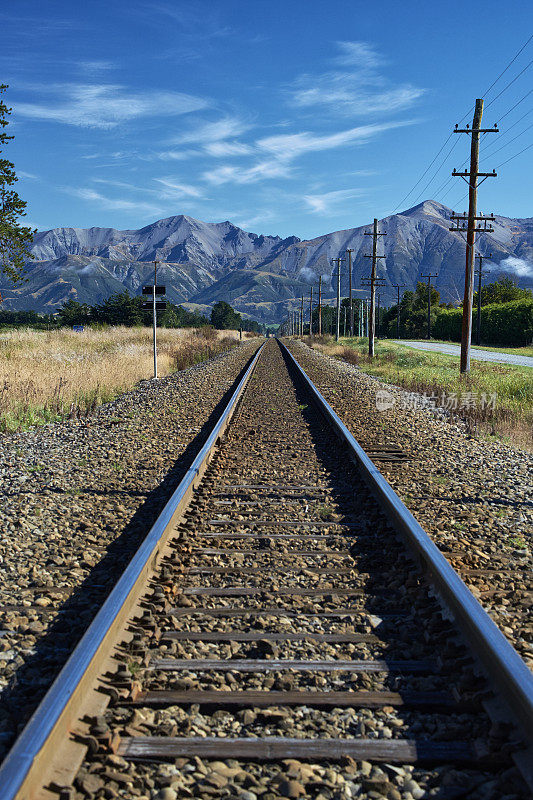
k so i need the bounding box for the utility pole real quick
[376,293,381,339]
[343,303,347,336]
[152,260,158,378]
[318,276,322,336]
[391,283,406,340]
[420,273,438,339]
[475,252,492,346]
[346,248,354,336]
[332,257,343,342]
[309,286,313,336]
[451,99,498,373]
[363,219,386,357]
[300,296,304,337]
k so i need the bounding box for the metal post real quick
[153,260,158,379]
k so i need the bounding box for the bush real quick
[433,299,533,346]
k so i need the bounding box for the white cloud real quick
[202,159,292,186]
[495,256,533,278]
[290,40,424,118]
[205,140,253,157]
[154,178,204,198]
[67,188,165,217]
[14,83,208,128]
[303,188,365,214]
[18,170,38,180]
[170,117,249,145]
[258,121,412,160]
[78,60,115,76]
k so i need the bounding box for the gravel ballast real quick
[286,340,532,667]
[0,340,260,761]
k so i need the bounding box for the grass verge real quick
[0,326,242,433]
[395,339,533,358]
[302,335,533,450]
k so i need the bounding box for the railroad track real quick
[1,339,532,800]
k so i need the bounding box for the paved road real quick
[395,341,533,368]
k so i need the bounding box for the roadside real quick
[286,339,532,668]
[305,336,532,449]
[396,339,533,368]
[0,339,261,761]
[413,339,533,358]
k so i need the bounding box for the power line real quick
[481,121,533,162]
[494,141,533,169]
[481,33,533,100]
[391,132,454,212]
[496,87,533,125]
[484,58,533,111]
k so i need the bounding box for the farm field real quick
[0,326,241,432]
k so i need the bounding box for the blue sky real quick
[3,0,533,239]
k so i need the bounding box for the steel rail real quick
[0,342,265,800]
[279,339,533,782]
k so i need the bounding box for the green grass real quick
[397,338,533,358]
[310,336,533,449]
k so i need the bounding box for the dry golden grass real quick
[0,326,241,431]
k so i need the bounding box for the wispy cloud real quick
[77,60,116,76]
[203,159,292,186]
[205,140,253,157]
[290,40,424,118]
[257,121,411,159]
[18,170,38,180]
[169,117,250,145]
[201,120,411,186]
[154,178,204,198]
[67,188,165,217]
[303,188,365,214]
[14,83,208,128]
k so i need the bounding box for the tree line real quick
[0,293,262,333]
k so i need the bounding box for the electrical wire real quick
[481,121,533,162]
[481,33,533,100]
[494,141,533,168]
[495,88,533,125]
[484,58,533,111]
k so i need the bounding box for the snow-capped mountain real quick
[2,202,531,323]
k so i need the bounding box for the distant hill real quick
[1,202,531,323]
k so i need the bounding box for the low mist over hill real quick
[2,202,531,323]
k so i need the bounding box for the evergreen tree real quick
[210,300,242,330]
[473,276,532,307]
[0,85,35,282]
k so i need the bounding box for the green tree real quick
[473,276,532,307]
[93,291,144,326]
[57,299,92,326]
[0,85,35,282]
[210,300,242,330]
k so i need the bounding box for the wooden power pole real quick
[363,219,386,357]
[391,283,406,339]
[451,99,498,373]
[420,273,438,339]
[318,275,322,336]
[300,296,304,337]
[309,287,313,336]
[332,257,343,342]
[475,252,492,346]
[346,248,354,336]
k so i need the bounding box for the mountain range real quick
[1,200,531,323]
